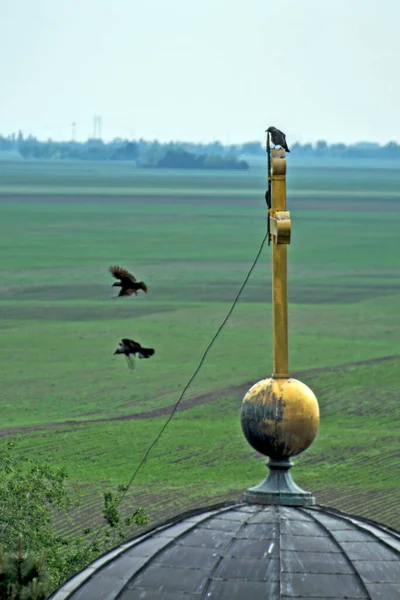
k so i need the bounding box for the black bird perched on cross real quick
[266,126,290,153]
[113,338,155,370]
[109,265,148,298]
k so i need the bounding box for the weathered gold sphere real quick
[241,377,319,459]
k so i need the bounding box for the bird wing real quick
[275,129,286,144]
[122,339,141,352]
[138,348,155,359]
[109,265,137,283]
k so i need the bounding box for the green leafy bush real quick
[0,440,148,597]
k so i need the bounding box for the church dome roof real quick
[50,501,400,600]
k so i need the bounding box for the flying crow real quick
[266,126,290,153]
[113,338,155,370]
[109,265,148,297]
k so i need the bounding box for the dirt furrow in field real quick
[1,354,398,438]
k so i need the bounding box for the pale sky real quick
[1,0,399,145]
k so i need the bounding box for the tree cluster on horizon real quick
[1,131,400,162]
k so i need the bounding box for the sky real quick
[1,0,399,145]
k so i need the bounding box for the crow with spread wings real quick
[109,265,148,297]
[113,338,155,370]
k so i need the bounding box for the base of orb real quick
[244,458,315,506]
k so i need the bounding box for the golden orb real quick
[241,377,320,460]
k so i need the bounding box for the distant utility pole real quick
[71,122,76,141]
[93,115,102,140]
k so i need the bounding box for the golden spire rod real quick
[240,135,319,506]
[268,148,291,378]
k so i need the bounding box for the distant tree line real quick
[238,139,400,159]
[144,149,249,170]
[0,132,251,170]
[1,132,400,164]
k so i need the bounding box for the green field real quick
[0,159,399,536]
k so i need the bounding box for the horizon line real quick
[0,132,396,148]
